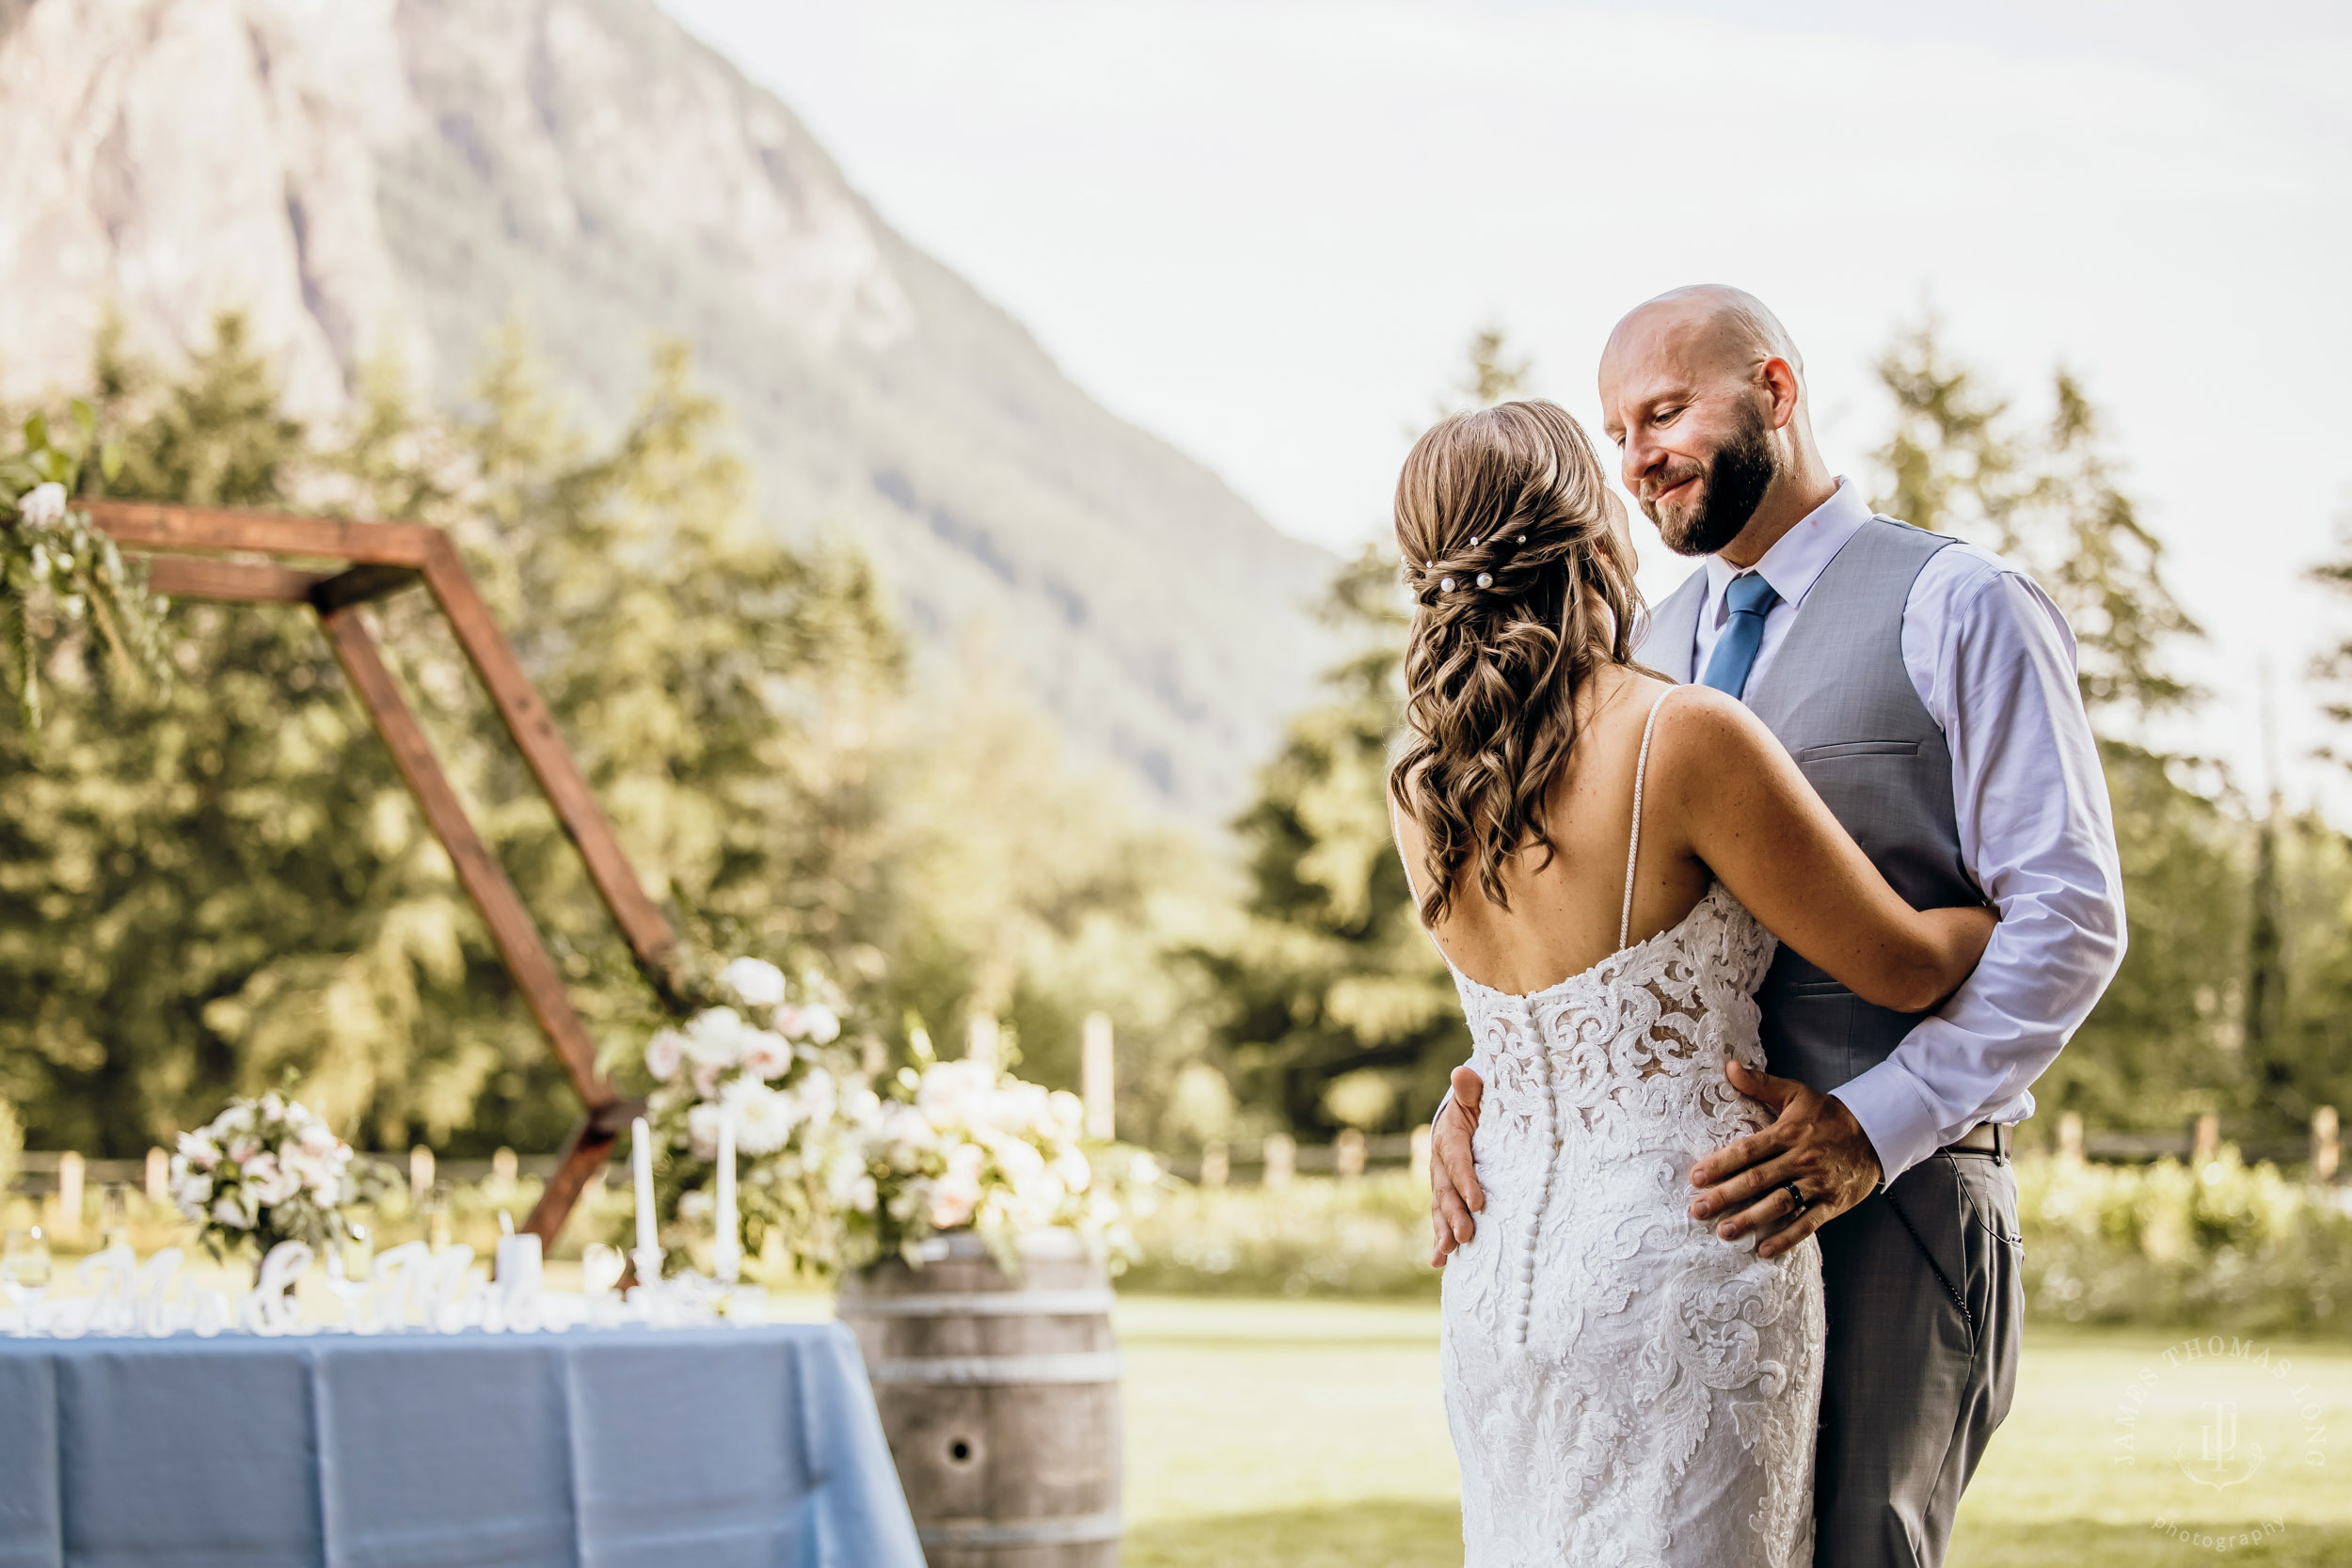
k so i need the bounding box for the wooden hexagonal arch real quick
[87,500,679,1244]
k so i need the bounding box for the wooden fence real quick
[7,1107,2342,1224]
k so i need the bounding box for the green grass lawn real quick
[1109,1296,2352,1568]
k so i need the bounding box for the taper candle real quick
[632,1117,658,1260]
[714,1101,739,1284]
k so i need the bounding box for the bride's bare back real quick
[1395,662,1992,1014]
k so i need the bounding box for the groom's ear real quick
[1758,357,1803,431]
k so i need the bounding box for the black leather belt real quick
[1945,1121,2011,1161]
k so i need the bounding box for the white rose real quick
[644,1027,687,1082]
[16,482,66,527]
[1045,1089,1087,1141]
[687,1102,723,1160]
[1055,1148,1092,1195]
[170,1166,213,1216]
[212,1190,258,1230]
[245,1151,302,1207]
[799,1005,842,1045]
[1012,1166,1067,1221]
[720,957,788,1007]
[722,1077,802,1157]
[684,1007,748,1067]
[916,1059,995,1132]
[792,1068,838,1128]
[881,1103,937,1153]
[995,1139,1046,1182]
[175,1132,219,1168]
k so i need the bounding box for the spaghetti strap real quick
[1618,689,1674,949]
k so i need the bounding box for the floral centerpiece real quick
[636,957,879,1275]
[630,957,1160,1277]
[841,1026,1158,1272]
[169,1092,381,1264]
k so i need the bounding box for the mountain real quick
[0,0,1339,815]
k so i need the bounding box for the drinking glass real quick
[3,1227,53,1330]
[99,1183,132,1252]
[327,1223,374,1330]
[580,1243,624,1299]
[422,1181,453,1254]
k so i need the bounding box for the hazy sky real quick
[660,0,2352,808]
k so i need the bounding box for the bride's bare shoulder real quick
[1639,682,1783,782]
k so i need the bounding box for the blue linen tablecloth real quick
[0,1322,925,1568]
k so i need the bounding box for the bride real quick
[1385,401,1995,1566]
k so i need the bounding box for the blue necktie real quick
[1699,572,1780,699]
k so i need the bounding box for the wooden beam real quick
[86,500,438,567]
[81,502,681,1244]
[309,563,423,612]
[142,557,331,603]
[523,1117,620,1246]
[419,535,681,979]
[521,1095,647,1246]
[316,601,613,1112]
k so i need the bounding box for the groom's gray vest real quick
[1639,517,1979,1095]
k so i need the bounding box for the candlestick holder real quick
[628,1246,666,1303]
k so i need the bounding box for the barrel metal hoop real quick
[868,1351,1120,1386]
[838,1289,1116,1319]
[917,1511,1124,1548]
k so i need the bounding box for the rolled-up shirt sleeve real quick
[1833,560,2127,1181]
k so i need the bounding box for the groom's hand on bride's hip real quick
[1429,1066,1486,1267]
[1688,1059,1882,1260]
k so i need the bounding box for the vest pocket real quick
[1793,739,1921,760]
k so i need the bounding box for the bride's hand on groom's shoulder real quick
[1429,1066,1486,1267]
[1686,1060,1881,1260]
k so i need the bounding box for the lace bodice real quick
[1433,692,1824,1567]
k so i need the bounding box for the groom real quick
[1427,286,2125,1568]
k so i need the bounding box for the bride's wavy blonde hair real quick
[1387,400,1646,926]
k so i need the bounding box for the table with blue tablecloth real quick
[0,1322,926,1568]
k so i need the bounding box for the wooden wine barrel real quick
[837,1230,1121,1567]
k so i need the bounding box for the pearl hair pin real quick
[1476,574,1493,589]
[1439,578,1455,593]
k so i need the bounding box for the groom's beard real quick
[1645,408,1779,558]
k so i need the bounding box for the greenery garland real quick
[0,404,167,744]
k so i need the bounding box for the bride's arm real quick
[1649,689,1995,1011]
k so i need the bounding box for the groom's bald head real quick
[1605,285,1804,392]
[1598,285,1825,562]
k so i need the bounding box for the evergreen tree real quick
[1873,316,2199,727]
[0,314,1222,1158]
[0,322,898,1153]
[1870,317,2344,1138]
[1197,544,1457,1132]
[1200,328,1539,1132]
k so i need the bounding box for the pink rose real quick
[740,1031,793,1081]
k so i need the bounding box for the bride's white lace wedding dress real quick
[1435,694,1824,1567]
